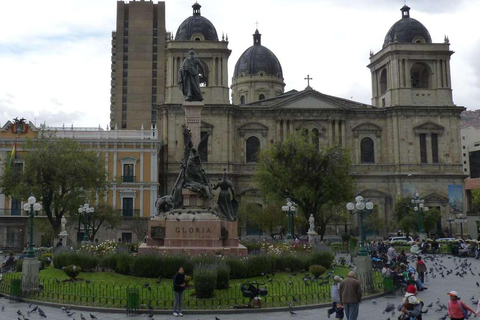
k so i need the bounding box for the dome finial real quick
[192,2,201,16]
[401,4,410,19]
[253,29,261,45]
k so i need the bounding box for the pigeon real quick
[293,296,298,302]
[176,217,181,221]
[372,300,377,305]
[1,306,4,311]
[215,317,220,320]
[31,306,38,312]
[67,311,76,317]
[90,313,98,320]
[427,303,433,308]
[289,310,297,316]
[38,309,46,318]
[383,303,395,314]
[477,282,479,287]
[147,312,154,318]
[81,314,87,320]
[17,310,22,316]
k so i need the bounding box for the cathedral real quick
[110,2,465,237]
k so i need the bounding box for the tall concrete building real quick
[110,0,166,130]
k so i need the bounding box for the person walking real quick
[415,256,427,283]
[328,276,344,319]
[387,244,398,264]
[173,267,186,317]
[339,271,362,320]
[447,290,475,320]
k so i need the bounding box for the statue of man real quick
[178,50,205,101]
[213,170,238,220]
[309,214,315,233]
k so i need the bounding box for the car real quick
[436,238,456,242]
[389,236,414,243]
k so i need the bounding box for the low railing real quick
[121,176,136,183]
[0,209,24,216]
[0,272,384,309]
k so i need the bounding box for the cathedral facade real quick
[115,2,466,237]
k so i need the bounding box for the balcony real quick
[122,175,136,183]
[117,209,140,217]
[0,209,23,216]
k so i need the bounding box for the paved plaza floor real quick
[1,254,479,320]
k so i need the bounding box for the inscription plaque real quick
[151,226,166,239]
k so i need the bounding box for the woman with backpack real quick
[447,291,476,320]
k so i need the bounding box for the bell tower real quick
[367,5,454,108]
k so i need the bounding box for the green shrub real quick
[184,275,192,286]
[114,253,133,275]
[245,255,271,277]
[349,237,359,247]
[341,233,351,243]
[64,265,82,280]
[216,263,230,290]
[240,240,262,253]
[131,255,161,278]
[224,257,247,279]
[309,265,326,278]
[99,254,117,271]
[193,265,217,299]
[160,256,191,278]
[309,252,335,269]
[15,259,23,272]
[53,252,98,271]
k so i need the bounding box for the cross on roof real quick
[255,21,259,29]
[304,75,313,87]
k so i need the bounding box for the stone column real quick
[355,256,374,293]
[183,101,204,147]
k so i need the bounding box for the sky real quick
[0,0,479,128]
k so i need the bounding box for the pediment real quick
[413,121,445,135]
[238,122,269,137]
[274,95,345,110]
[423,192,448,204]
[352,122,383,137]
[1,120,37,132]
[120,156,138,164]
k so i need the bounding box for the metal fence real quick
[0,271,384,310]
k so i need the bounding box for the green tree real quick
[254,132,355,240]
[82,202,121,241]
[471,186,480,212]
[0,132,108,235]
[423,207,441,235]
[393,196,416,236]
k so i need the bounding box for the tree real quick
[471,186,480,212]
[250,202,288,238]
[254,131,355,240]
[423,207,441,235]
[0,132,108,236]
[80,202,121,241]
[131,213,149,242]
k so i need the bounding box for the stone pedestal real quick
[139,211,247,256]
[418,233,427,240]
[22,257,40,292]
[183,101,204,147]
[354,255,374,293]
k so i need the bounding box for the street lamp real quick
[455,214,467,240]
[346,195,374,256]
[23,196,42,258]
[447,217,455,237]
[281,198,297,240]
[411,193,428,239]
[78,203,94,242]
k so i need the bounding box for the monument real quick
[139,51,247,256]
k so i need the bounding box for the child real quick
[335,302,345,320]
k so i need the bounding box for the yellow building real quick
[0,120,161,250]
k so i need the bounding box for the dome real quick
[383,5,432,48]
[233,30,283,78]
[175,3,218,41]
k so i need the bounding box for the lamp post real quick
[281,198,297,240]
[23,196,42,258]
[447,217,455,237]
[346,195,374,256]
[78,203,94,242]
[411,193,428,239]
[455,214,467,240]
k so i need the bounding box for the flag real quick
[9,141,16,167]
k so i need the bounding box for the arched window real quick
[379,69,387,94]
[410,63,430,89]
[259,94,265,101]
[246,136,260,163]
[240,95,246,104]
[312,128,320,151]
[360,137,375,164]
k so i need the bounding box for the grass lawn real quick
[1,265,382,310]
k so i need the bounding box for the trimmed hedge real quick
[193,265,217,298]
[216,263,230,289]
[309,265,326,278]
[54,252,97,271]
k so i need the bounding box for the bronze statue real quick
[155,195,175,215]
[213,170,238,220]
[178,50,205,101]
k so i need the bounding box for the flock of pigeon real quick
[0,300,100,320]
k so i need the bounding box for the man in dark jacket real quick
[173,267,185,317]
[339,271,362,320]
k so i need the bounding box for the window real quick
[469,150,480,178]
[379,69,387,94]
[259,94,265,101]
[411,63,430,89]
[122,103,127,112]
[122,197,134,217]
[312,128,320,151]
[122,233,132,243]
[11,198,21,216]
[152,71,157,78]
[123,164,135,182]
[420,133,427,163]
[463,153,466,157]
[431,133,439,163]
[246,136,260,163]
[240,96,245,105]
[463,146,466,149]
[200,131,208,163]
[360,137,375,163]
[152,79,157,86]
[122,121,127,129]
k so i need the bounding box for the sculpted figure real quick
[155,195,175,215]
[178,50,205,101]
[213,170,238,220]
